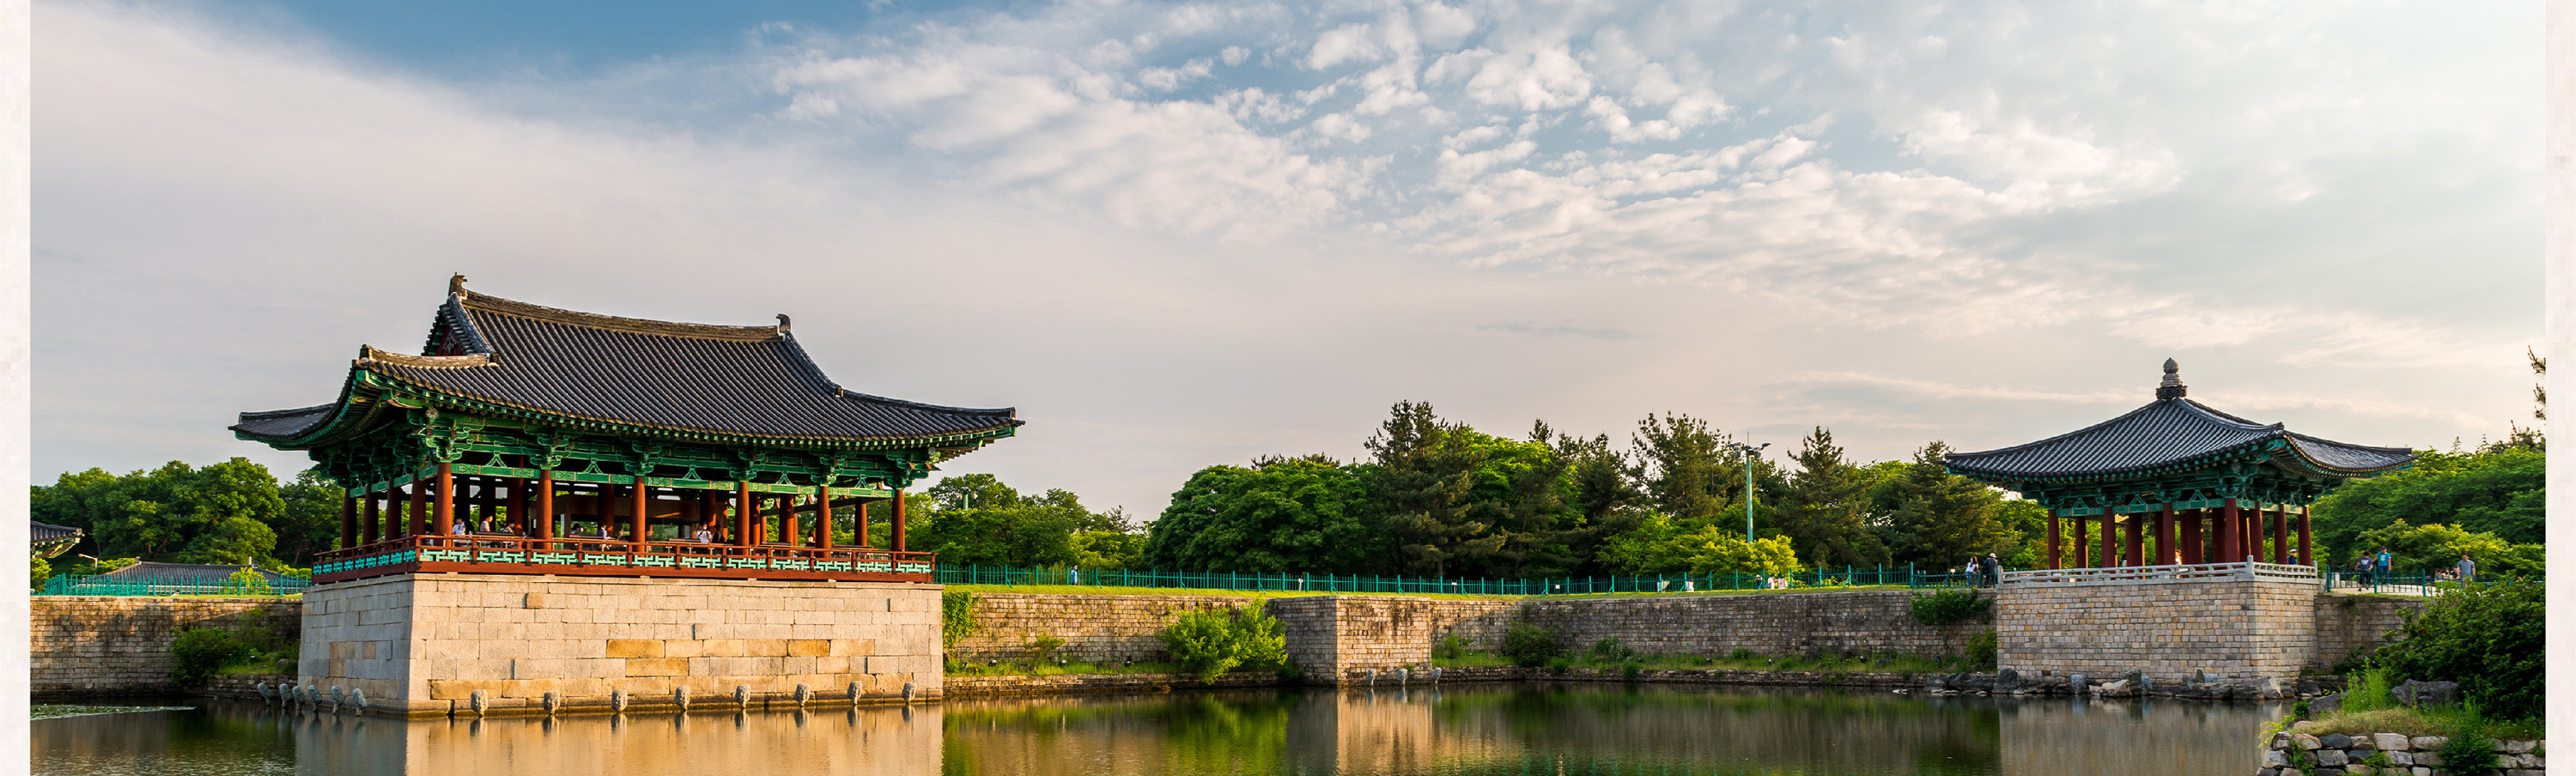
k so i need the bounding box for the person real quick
[2455,553,2476,584]
[1981,553,2001,587]
[2353,555,2373,585]
[692,524,714,543]
[2376,547,2394,579]
[1069,566,1082,585]
[449,520,469,537]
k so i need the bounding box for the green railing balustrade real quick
[38,574,311,597]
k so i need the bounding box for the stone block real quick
[605,640,662,658]
[2373,734,2411,752]
[2315,749,2348,767]
[2409,737,2446,752]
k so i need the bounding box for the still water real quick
[33,683,2278,776]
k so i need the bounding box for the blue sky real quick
[36,0,2543,516]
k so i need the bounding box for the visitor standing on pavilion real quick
[2455,553,2476,584]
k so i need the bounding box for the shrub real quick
[2436,708,2500,772]
[941,591,980,652]
[29,557,47,592]
[1910,588,1990,625]
[1431,633,1471,661]
[1023,634,1066,666]
[228,567,275,597]
[1500,623,1562,668]
[1964,628,1996,670]
[1159,606,1287,682]
[1586,639,1637,664]
[170,627,249,688]
[2372,580,2543,720]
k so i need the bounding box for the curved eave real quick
[355,366,1023,451]
[1947,435,2413,488]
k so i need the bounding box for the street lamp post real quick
[1727,441,1771,543]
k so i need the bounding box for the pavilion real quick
[1944,361,2415,569]
[234,276,1021,585]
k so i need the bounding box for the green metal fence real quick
[38,574,310,597]
[2324,569,2537,595]
[934,563,1947,595]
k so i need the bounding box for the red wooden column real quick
[631,481,650,545]
[2098,509,2117,567]
[735,482,754,548]
[2298,505,2314,566]
[2123,510,2143,566]
[432,463,456,537]
[409,477,429,537]
[338,494,356,550]
[891,489,908,552]
[361,488,381,545]
[2218,499,2241,563]
[2044,510,2060,570]
[2181,508,2202,564]
[856,498,872,549]
[781,493,802,546]
[817,484,835,549]
[2269,504,2287,564]
[535,470,556,543]
[2156,504,2177,566]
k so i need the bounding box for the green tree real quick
[1594,512,1802,577]
[1869,443,2016,567]
[1140,458,1384,573]
[2372,579,2543,720]
[2309,446,2543,563]
[271,470,343,566]
[909,477,1116,568]
[1775,427,1889,567]
[1365,401,1503,578]
[33,459,286,565]
[2348,520,2530,577]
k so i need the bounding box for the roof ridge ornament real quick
[449,273,470,300]
[776,313,790,332]
[2156,358,2187,400]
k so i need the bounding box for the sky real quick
[33,0,2543,518]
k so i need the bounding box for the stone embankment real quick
[2263,731,2546,776]
[30,597,300,697]
[1923,669,2341,700]
[945,671,1280,696]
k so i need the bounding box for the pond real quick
[33,682,2280,776]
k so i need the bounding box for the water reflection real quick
[32,684,2281,776]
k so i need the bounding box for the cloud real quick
[1476,321,1647,341]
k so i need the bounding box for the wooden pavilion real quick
[233,276,1021,585]
[1944,361,2415,569]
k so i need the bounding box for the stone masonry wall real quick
[1997,577,2317,682]
[1522,591,1980,659]
[2310,593,2425,673]
[30,596,301,696]
[950,593,1260,666]
[299,573,941,717]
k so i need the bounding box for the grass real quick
[1431,649,1964,674]
[939,584,1519,600]
[942,583,1920,602]
[2296,706,2544,742]
[945,659,1191,677]
[32,705,193,719]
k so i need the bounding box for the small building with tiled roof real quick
[1946,361,2414,569]
[30,521,82,559]
[233,276,1019,585]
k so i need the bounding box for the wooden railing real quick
[1999,561,2318,589]
[312,535,937,585]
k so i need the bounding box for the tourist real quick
[1069,566,1081,585]
[692,524,714,543]
[2455,553,2476,584]
[2376,547,2394,579]
[1981,554,2001,586]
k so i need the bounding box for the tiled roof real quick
[100,561,296,585]
[1945,397,2415,481]
[234,282,1020,445]
[32,520,82,545]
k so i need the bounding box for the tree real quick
[1365,401,1503,578]
[1594,512,1802,577]
[33,459,285,565]
[271,470,343,566]
[1774,427,1889,567]
[1868,443,2016,567]
[2309,446,2542,563]
[1139,458,1384,573]
[2347,520,2536,577]
[908,477,1117,568]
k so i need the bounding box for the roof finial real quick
[775,313,791,332]
[2156,358,2187,400]
[448,273,470,298]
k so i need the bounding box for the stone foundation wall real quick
[1522,591,1979,658]
[299,573,941,716]
[2311,593,2426,672]
[29,596,301,696]
[950,593,1260,666]
[1996,577,2318,682]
